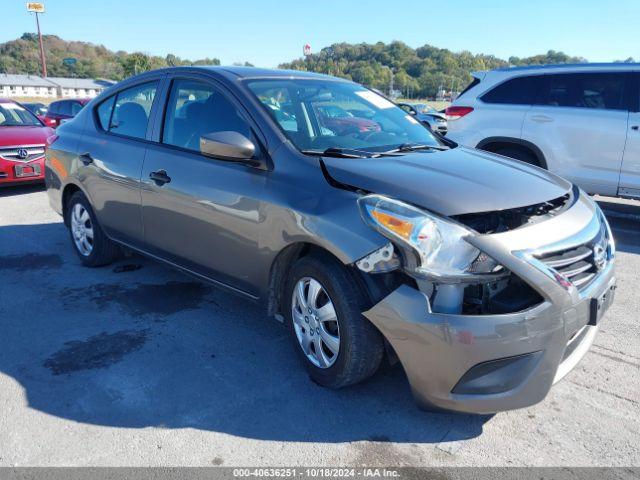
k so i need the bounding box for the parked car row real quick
[0,98,90,185]
[44,66,617,414]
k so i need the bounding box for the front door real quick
[140,76,268,296]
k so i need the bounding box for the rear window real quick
[481,76,542,105]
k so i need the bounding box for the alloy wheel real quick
[291,277,340,368]
[70,203,94,256]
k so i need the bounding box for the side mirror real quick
[200,131,255,161]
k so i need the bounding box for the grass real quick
[9,97,58,105]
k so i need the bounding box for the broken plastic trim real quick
[356,242,400,273]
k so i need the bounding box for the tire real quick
[66,191,120,267]
[284,253,384,389]
[491,146,541,167]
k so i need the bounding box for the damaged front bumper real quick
[363,193,616,414]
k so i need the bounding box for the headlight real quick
[358,194,505,282]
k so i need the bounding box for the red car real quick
[42,98,91,128]
[0,98,56,186]
[315,105,381,135]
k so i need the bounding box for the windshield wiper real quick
[301,147,402,159]
[385,143,450,153]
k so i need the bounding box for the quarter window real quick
[481,76,542,105]
[96,96,116,130]
[162,79,252,152]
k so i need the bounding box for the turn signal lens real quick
[370,210,414,240]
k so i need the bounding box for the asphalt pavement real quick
[0,184,638,467]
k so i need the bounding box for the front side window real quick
[247,79,442,153]
[162,78,252,152]
[107,82,158,139]
[539,73,626,110]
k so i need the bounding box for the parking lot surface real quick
[0,185,638,467]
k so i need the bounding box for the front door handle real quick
[632,125,639,131]
[530,115,554,123]
[149,169,171,186]
[79,152,93,165]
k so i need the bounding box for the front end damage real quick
[357,190,616,413]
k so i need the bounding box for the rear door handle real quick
[79,152,94,165]
[149,169,171,186]
[632,125,639,131]
[530,115,554,123]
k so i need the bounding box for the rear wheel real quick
[67,191,120,267]
[284,254,384,389]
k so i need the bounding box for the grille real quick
[0,145,46,163]
[536,225,609,290]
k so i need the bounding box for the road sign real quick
[26,2,45,13]
[63,57,77,66]
[303,44,312,57]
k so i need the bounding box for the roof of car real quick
[205,66,341,80]
[491,62,640,73]
[0,98,16,104]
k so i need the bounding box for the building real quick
[0,74,114,99]
[45,77,115,98]
[0,74,57,98]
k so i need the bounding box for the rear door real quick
[522,72,629,195]
[619,72,640,197]
[77,78,162,245]
[466,75,539,146]
[140,75,269,296]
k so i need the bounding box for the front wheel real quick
[284,254,384,389]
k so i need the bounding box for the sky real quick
[4,0,639,67]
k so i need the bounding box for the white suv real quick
[446,64,640,199]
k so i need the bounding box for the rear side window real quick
[481,76,541,105]
[57,101,72,116]
[98,81,158,139]
[162,78,252,152]
[539,73,626,110]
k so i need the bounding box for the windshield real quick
[247,79,443,153]
[413,103,437,114]
[0,103,42,127]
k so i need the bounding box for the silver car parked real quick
[45,67,616,413]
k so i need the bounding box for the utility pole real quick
[27,3,48,77]
[35,12,47,77]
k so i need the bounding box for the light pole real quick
[27,3,48,77]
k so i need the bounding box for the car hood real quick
[0,126,54,147]
[321,147,573,216]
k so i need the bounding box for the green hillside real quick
[2,34,628,98]
[0,33,220,80]
[279,41,589,97]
